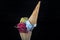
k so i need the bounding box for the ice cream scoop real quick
[20,17,28,23]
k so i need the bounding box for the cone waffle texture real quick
[20,31,32,40]
[29,1,40,24]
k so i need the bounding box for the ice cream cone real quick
[29,1,41,25]
[19,1,41,40]
[20,31,32,40]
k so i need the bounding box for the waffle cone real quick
[29,1,41,24]
[20,31,32,40]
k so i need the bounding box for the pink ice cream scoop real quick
[17,23,28,33]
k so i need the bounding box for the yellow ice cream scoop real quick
[20,17,28,23]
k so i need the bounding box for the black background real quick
[0,0,48,40]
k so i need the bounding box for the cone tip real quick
[39,1,41,3]
[38,1,41,5]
